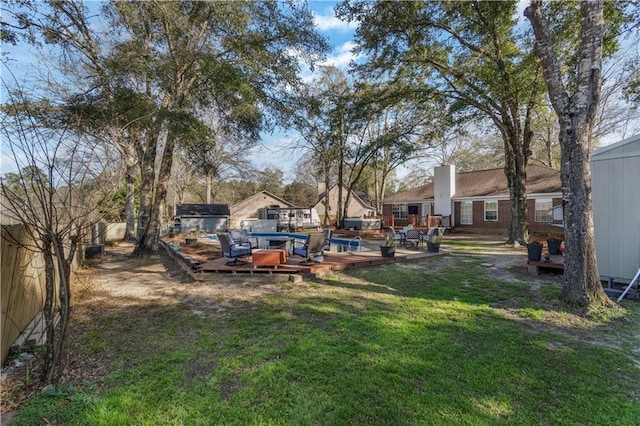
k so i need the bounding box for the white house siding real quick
[592,135,640,281]
[180,217,228,233]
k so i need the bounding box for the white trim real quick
[460,200,473,225]
[484,200,498,222]
[527,192,563,198]
[453,192,562,202]
[534,198,553,223]
[455,195,506,201]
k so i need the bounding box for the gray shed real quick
[175,204,230,233]
[591,134,640,281]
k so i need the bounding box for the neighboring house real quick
[382,164,562,234]
[314,184,376,226]
[230,190,295,219]
[175,204,230,233]
[592,134,640,282]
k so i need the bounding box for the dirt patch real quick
[161,236,222,264]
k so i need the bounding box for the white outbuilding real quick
[591,134,640,283]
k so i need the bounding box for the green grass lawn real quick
[9,251,640,425]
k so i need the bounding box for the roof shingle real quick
[383,165,561,202]
[176,204,230,216]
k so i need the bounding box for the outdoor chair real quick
[230,229,259,249]
[217,232,252,265]
[405,229,423,248]
[389,227,404,246]
[293,233,326,265]
[322,229,333,251]
[422,227,442,251]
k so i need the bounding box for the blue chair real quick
[217,232,252,265]
[230,229,258,249]
[322,229,332,251]
[293,233,326,264]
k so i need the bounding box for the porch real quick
[379,214,451,230]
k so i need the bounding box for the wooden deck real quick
[527,254,565,275]
[196,252,400,275]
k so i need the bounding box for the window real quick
[484,200,498,221]
[535,198,553,222]
[408,205,419,215]
[392,204,408,219]
[460,201,473,225]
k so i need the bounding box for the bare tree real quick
[1,76,120,384]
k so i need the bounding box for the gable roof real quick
[176,204,230,217]
[231,190,295,210]
[383,164,561,203]
[317,184,375,210]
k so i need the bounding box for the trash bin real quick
[527,243,542,261]
[547,238,561,255]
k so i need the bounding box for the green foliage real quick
[338,0,548,243]
[283,181,317,208]
[539,0,637,92]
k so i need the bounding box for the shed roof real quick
[383,164,561,203]
[176,204,230,217]
[591,133,640,160]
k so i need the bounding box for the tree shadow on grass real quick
[15,286,638,426]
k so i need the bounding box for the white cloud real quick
[320,41,362,68]
[313,12,356,33]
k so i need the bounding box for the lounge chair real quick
[389,227,403,246]
[217,232,252,265]
[293,233,326,265]
[230,229,259,249]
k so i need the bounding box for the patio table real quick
[265,237,294,254]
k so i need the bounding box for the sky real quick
[248,1,360,183]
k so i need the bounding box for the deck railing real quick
[381,215,451,229]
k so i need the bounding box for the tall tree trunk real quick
[41,237,56,384]
[504,129,529,245]
[52,235,74,383]
[558,119,609,306]
[135,132,176,255]
[505,166,528,245]
[546,126,553,167]
[323,168,330,226]
[206,174,212,204]
[499,120,531,246]
[134,134,158,256]
[526,0,613,308]
[123,156,137,242]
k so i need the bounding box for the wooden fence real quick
[1,225,48,364]
[0,224,85,365]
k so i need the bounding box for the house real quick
[592,134,640,282]
[382,164,562,234]
[230,190,295,220]
[175,204,230,233]
[313,184,376,226]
